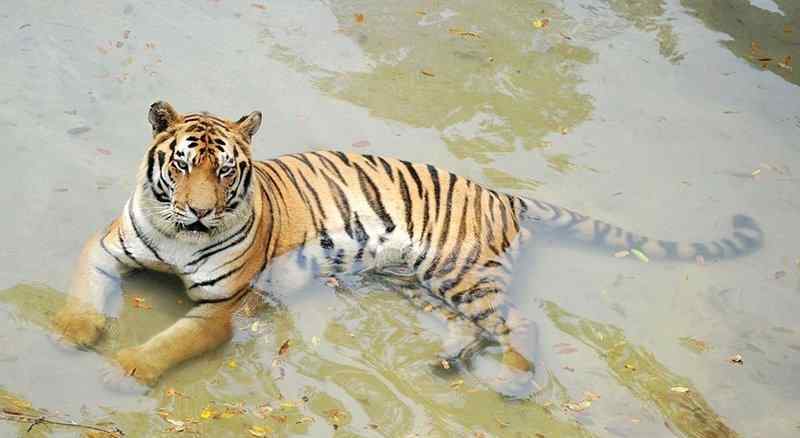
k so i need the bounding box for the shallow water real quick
[1,0,799,437]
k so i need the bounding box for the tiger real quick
[52,101,763,396]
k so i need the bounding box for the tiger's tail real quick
[516,197,764,261]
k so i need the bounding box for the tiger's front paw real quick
[52,306,106,348]
[113,346,164,387]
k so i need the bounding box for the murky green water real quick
[1,0,799,436]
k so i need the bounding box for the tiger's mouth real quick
[182,221,211,233]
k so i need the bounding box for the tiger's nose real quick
[188,206,212,218]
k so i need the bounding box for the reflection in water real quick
[269,0,595,172]
[1,282,592,437]
[545,300,739,438]
[682,0,798,85]
[606,0,686,63]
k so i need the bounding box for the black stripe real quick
[423,173,458,280]
[362,154,379,169]
[187,213,255,267]
[298,171,328,221]
[323,173,354,239]
[287,154,318,175]
[189,264,244,289]
[99,231,128,267]
[377,156,395,182]
[331,151,352,167]
[127,202,165,262]
[440,242,481,295]
[354,163,395,233]
[398,171,414,239]
[193,212,255,256]
[118,228,143,268]
[310,152,347,185]
[400,160,424,198]
[427,165,441,220]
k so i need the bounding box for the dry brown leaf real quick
[132,296,152,310]
[421,69,435,77]
[278,339,291,356]
[728,353,744,365]
[354,13,365,24]
[584,391,600,401]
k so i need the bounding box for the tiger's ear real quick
[235,111,262,141]
[148,101,181,137]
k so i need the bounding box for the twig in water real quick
[1,408,124,436]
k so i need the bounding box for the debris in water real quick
[532,18,550,29]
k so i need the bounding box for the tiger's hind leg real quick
[439,270,542,398]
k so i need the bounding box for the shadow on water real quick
[544,300,739,438]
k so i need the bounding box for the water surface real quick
[1,0,799,436]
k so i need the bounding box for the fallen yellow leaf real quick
[248,426,271,437]
[532,18,550,29]
[630,248,649,263]
[670,386,690,393]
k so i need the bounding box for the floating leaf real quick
[278,339,291,356]
[624,363,637,371]
[250,321,260,333]
[227,359,238,369]
[449,379,464,389]
[584,391,600,401]
[532,18,550,29]
[166,418,186,432]
[248,426,271,437]
[630,248,649,263]
[421,69,435,77]
[440,359,451,370]
[564,400,591,412]
[132,296,152,309]
[613,250,630,258]
[354,13,365,24]
[670,386,690,393]
[200,405,219,420]
[751,168,762,177]
[296,416,314,425]
[728,354,743,365]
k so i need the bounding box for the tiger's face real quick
[139,101,262,243]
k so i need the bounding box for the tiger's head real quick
[138,101,262,243]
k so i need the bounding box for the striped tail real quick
[516,197,764,261]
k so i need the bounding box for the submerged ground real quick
[1,0,798,436]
